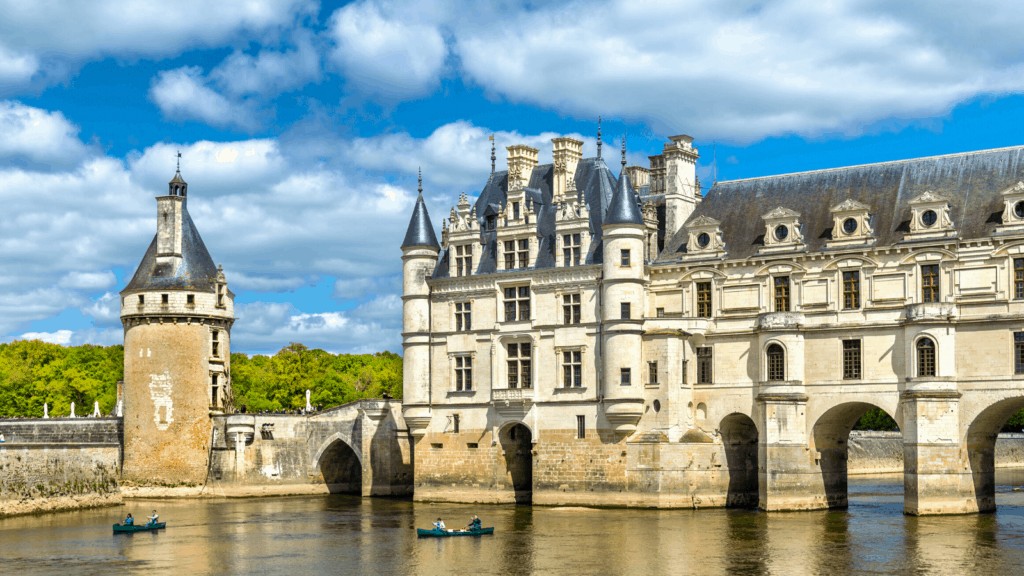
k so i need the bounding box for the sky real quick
[3,0,1024,355]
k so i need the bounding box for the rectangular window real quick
[697,346,713,384]
[842,339,862,380]
[656,307,665,318]
[696,281,712,318]
[562,233,581,266]
[452,414,460,434]
[512,201,521,220]
[773,276,790,312]
[187,294,195,305]
[216,285,225,307]
[843,271,861,309]
[454,245,473,277]
[563,293,581,325]
[648,361,658,385]
[455,301,472,331]
[503,286,530,322]
[517,238,529,268]
[161,293,169,305]
[1015,258,1024,300]
[503,240,515,269]
[921,264,940,303]
[562,350,582,388]
[211,330,220,357]
[576,415,586,439]
[1015,332,1024,375]
[506,343,532,388]
[210,373,219,407]
[454,356,473,391]
[620,249,631,266]
[620,367,631,386]
[620,302,631,320]
[138,294,145,305]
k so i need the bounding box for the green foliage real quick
[1004,409,1024,433]
[853,408,899,431]
[0,340,402,418]
[230,344,403,412]
[0,340,123,418]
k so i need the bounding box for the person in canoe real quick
[147,510,159,526]
[123,513,134,526]
[433,517,446,531]
[467,515,482,531]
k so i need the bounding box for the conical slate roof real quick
[402,193,440,250]
[122,209,220,293]
[604,170,643,225]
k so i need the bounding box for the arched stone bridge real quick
[210,399,412,497]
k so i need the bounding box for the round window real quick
[774,224,789,241]
[652,399,661,413]
[842,217,858,235]
[696,232,710,248]
[921,209,938,227]
[1015,201,1024,219]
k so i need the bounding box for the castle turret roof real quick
[402,192,440,250]
[604,170,643,226]
[122,210,220,293]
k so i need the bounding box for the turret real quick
[401,174,440,437]
[660,135,700,236]
[119,165,234,485]
[601,171,646,435]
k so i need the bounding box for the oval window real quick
[842,217,858,235]
[1015,201,1024,219]
[774,224,789,241]
[696,232,710,248]
[921,209,938,227]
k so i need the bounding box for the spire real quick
[605,170,642,226]
[621,135,627,170]
[489,134,496,173]
[417,166,423,194]
[596,116,602,159]
[168,151,187,197]
[402,173,440,250]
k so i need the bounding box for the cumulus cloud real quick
[150,67,260,130]
[233,298,402,354]
[81,292,121,325]
[19,329,73,345]
[0,44,38,85]
[211,32,321,98]
[327,0,448,99]
[0,101,90,168]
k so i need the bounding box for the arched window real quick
[766,343,785,381]
[916,337,936,377]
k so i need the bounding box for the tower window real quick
[562,350,582,388]
[921,264,940,303]
[138,294,145,305]
[773,277,790,312]
[696,282,712,318]
[1015,332,1024,374]
[210,373,220,407]
[620,249,631,266]
[211,330,220,357]
[620,368,631,386]
[562,233,581,266]
[161,293,169,305]
[842,339,862,380]
[843,271,861,309]
[766,343,785,381]
[648,361,658,385]
[697,346,713,384]
[620,302,631,320]
[576,415,586,439]
[916,337,936,377]
[217,284,225,308]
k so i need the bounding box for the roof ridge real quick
[717,144,1024,185]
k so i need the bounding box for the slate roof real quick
[402,193,441,250]
[659,145,1024,262]
[605,171,642,225]
[431,157,621,279]
[122,208,221,293]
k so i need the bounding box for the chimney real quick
[625,166,650,192]
[552,137,583,201]
[507,144,539,191]
[662,134,699,236]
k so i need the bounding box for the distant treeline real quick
[0,340,401,418]
[3,340,1024,431]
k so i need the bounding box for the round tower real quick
[601,171,646,434]
[400,176,440,437]
[120,166,234,485]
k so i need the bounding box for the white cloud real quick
[58,271,116,291]
[150,67,259,130]
[0,43,38,85]
[234,298,402,354]
[19,329,73,345]
[326,0,448,99]
[0,101,90,168]
[211,32,321,97]
[81,292,121,325]
[129,139,286,197]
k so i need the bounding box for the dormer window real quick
[905,191,954,240]
[773,225,789,241]
[696,232,710,248]
[512,202,521,220]
[842,218,857,234]
[921,209,937,227]
[997,182,1024,235]
[760,207,804,253]
[827,199,874,248]
[685,215,725,257]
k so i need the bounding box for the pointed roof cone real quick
[604,170,643,225]
[402,192,440,250]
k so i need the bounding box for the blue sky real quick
[2,0,1024,355]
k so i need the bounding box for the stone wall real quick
[0,418,122,517]
[848,431,1024,474]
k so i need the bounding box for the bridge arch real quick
[312,431,362,495]
[811,401,901,509]
[720,412,759,508]
[966,396,1024,512]
[497,420,533,504]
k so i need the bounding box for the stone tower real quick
[120,166,234,485]
[601,171,646,435]
[400,184,439,438]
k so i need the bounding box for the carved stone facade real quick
[403,138,1024,515]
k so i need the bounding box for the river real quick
[5,473,1024,575]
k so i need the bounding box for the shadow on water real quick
[724,509,767,575]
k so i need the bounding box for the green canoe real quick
[417,527,493,538]
[113,522,166,534]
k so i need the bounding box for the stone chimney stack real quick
[662,135,700,236]
[507,144,539,191]
[625,166,650,192]
[552,137,583,201]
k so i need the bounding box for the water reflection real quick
[4,475,1024,575]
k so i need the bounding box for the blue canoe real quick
[113,522,166,534]
[417,527,494,538]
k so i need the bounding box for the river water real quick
[5,473,1024,575]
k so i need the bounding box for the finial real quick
[621,135,627,170]
[489,134,496,174]
[417,167,423,195]
[596,116,602,159]
[176,150,182,173]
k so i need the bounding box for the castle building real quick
[402,132,1024,515]
[120,166,234,485]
